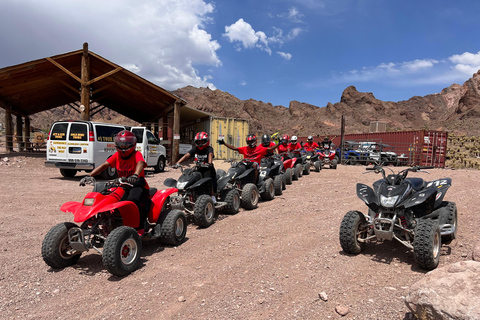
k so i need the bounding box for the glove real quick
[79,176,95,186]
[171,163,180,169]
[127,174,138,184]
[217,139,225,145]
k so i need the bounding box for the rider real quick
[303,135,319,152]
[81,130,150,233]
[288,135,302,152]
[219,134,277,183]
[277,135,290,154]
[175,132,217,202]
[321,136,336,150]
[261,134,276,167]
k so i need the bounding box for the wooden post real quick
[16,114,23,151]
[172,100,183,164]
[5,104,13,152]
[340,115,345,164]
[80,42,90,120]
[24,116,31,150]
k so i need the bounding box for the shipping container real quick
[211,117,249,160]
[297,130,448,168]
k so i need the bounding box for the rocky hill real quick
[172,70,480,136]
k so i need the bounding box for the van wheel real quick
[60,169,77,178]
[101,166,117,180]
[154,156,166,173]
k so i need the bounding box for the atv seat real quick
[406,178,425,191]
[216,169,226,179]
[149,188,157,196]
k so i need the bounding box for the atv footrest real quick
[68,227,88,252]
[440,223,455,236]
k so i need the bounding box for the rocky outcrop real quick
[405,261,480,320]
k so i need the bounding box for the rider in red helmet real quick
[277,135,290,154]
[81,130,149,234]
[219,133,277,183]
[176,132,217,202]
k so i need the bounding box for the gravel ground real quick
[0,155,478,320]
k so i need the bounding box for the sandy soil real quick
[0,155,478,320]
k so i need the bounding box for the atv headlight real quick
[84,198,95,206]
[380,195,399,208]
[176,181,188,190]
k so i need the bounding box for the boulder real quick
[405,261,480,320]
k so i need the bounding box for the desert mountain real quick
[172,70,480,136]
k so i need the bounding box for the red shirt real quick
[277,144,289,154]
[303,142,319,152]
[237,145,269,164]
[107,151,149,188]
[288,142,302,152]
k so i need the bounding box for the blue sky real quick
[1,0,480,108]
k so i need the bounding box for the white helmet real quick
[291,135,298,143]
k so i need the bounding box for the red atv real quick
[41,177,187,276]
[318,146,338,169]
[278,153,297,184]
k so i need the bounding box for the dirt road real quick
[0,156,478,319]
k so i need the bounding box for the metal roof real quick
[0,47,186,123]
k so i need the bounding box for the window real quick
[69,123,88,141]
[96,125,124,142]
[131,129,144,143]
[147,131,159,144]
[50,123,68,141]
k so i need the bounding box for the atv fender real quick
[150,188,179,223]
[164,178,177,188]
[187,177,212,190]
[356,183,379,212]
[401,188,437,209]
[237,168,255,180]
[60,201,83,214]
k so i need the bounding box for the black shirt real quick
[188,146,214,164]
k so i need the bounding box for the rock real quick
[473,241,480,261]
[319,292,328,302]
[335,304,349,316]
[405,261,480,320]
[177,296,186,302]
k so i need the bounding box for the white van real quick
[45,121,166,179]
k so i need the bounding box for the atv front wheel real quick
[285,168,293,184]
[194,194,216,228]
[296,164,303,178]
[241,183,259,210]
[261,178,275,201]
[156,209,187,245]
[331,159,338,169]
[303,163,311,175]
[42,222,82,269]
[314,161,321,172]
[413,219,441,270]
[222,189,240,214]
[339,211,369,254]
[273,175,283,196]
[103,226,142,276]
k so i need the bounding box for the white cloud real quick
[449,51,480,75]
[277,52,292,60]
[0,0,221,90]
[223,19,272,54]
[240,81,247,86]
[287,7,304,23]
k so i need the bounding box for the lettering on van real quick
[104,148,116,153]
[98,136,115,142]
[52,133,65,139]
[70,133,85,140]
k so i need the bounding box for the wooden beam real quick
[80,43,90,120]
[92,83,113,95]
[16,114,23,151]
[46,57,82,84]
[85,67,122,86]
[59,80,80,95]
[5,104,13,152]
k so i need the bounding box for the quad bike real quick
[260,155,286,196]
[305,150,322,172]
[277,153,295,184]
[42,177,187,277]
[291,150,311,176]
[339,165,457,270]
[318,146,338,169]
[164,162,240,227]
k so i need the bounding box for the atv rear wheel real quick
[413,219,441,271]
[274,175,283,195]
[285,168,293,184]
[260,178,275,201]
[296,164,303,178]
[156,209,187,245]
[222,189,240,214]
[331,159,338,169]
[103,226,142,276]
[42,222,82,269]
[193,194,216,228]
[339,211,369,254]
[302,163,311,175]
[241,183,259,210]
[314,161,321,172]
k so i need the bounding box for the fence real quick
[0,132,47,155]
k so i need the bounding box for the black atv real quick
[339,165,457,270]
[305,150,322,172]
[164,162,240,228]
[260,156,285,196]
[291,150,311,176]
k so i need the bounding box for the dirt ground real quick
[0,155,478,320]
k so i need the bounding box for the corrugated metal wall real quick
[210,117,249,160]
[297,130,448,167]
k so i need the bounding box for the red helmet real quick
[246,134,257,148]
[194,132,210,150]
[281,135,289,145]
[115,130,137,159]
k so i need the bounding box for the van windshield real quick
[50,123,68,141]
